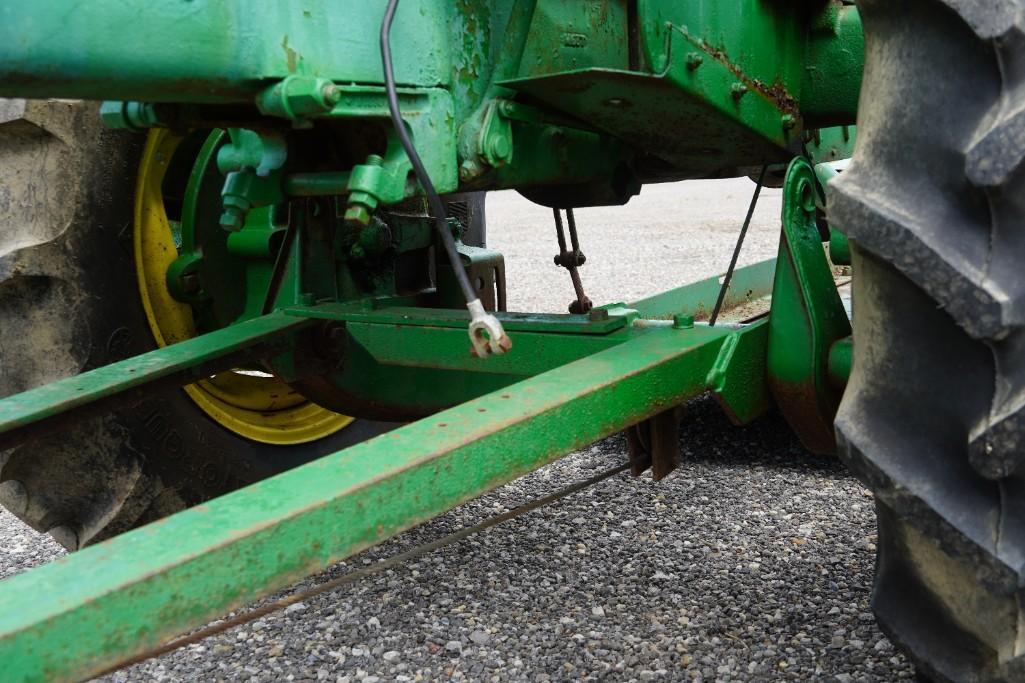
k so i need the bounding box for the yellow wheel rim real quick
[134,129,353,445]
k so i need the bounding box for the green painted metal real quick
[707,321,771,425]
[326,86,459,205]
[829,229,851,266]
[285,303,627,335]
[0,3,865,674]
[766,157,851,454]
[801,6,864,128]
[806,126,856,166]
[0,1,455,103]
[0,313,308,452]
[0,248,774,457]
[498,0,861,175]
[828,336,853,390]
[0,0,861,200]
[0,322,762,682]
[274,257,776,419]
[165,130,297,325]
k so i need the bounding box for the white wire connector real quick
[467,299,512,357]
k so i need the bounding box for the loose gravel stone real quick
[0,180,915,681]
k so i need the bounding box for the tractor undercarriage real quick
[8,1,1003,680]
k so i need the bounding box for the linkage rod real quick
[552,208,593,314]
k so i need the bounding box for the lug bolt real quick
[686,52,704,70]
[459,159,482,181]
[731,83,748,100]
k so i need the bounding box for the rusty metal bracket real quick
[766,157,851,454]
[625,407,683,481]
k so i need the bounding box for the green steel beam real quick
[0,321,765,682]
[286,303,628,335]
[0,1,454,103]
[277,259,778,420]
[0,255,776,447]
[0,313,309,452]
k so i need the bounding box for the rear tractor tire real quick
[830,1,1025,680]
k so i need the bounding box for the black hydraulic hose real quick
[380,0,477,304]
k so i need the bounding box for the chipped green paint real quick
[0,0,861,198]
[281,35,298,73]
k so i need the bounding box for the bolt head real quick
[220,208,244,231]
[673,313,695,329]
[344,204,372,227]
[459,159,481,181]
[321,83,341,106]
[488,135,511,162]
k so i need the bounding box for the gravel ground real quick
[0,179,914,681]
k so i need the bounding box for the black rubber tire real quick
[829,2,1025,680]
[0,101,400,550]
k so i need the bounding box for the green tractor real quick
[0,1,1019,681]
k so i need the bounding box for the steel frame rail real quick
[0,313,311,452]
[0,261,775,681]
[0,330,767,681]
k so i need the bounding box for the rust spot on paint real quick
[282,35,298,73]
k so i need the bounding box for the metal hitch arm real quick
[0,320,767,681]
[0,313,309,452]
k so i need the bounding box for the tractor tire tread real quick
[829,1,1025,680]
